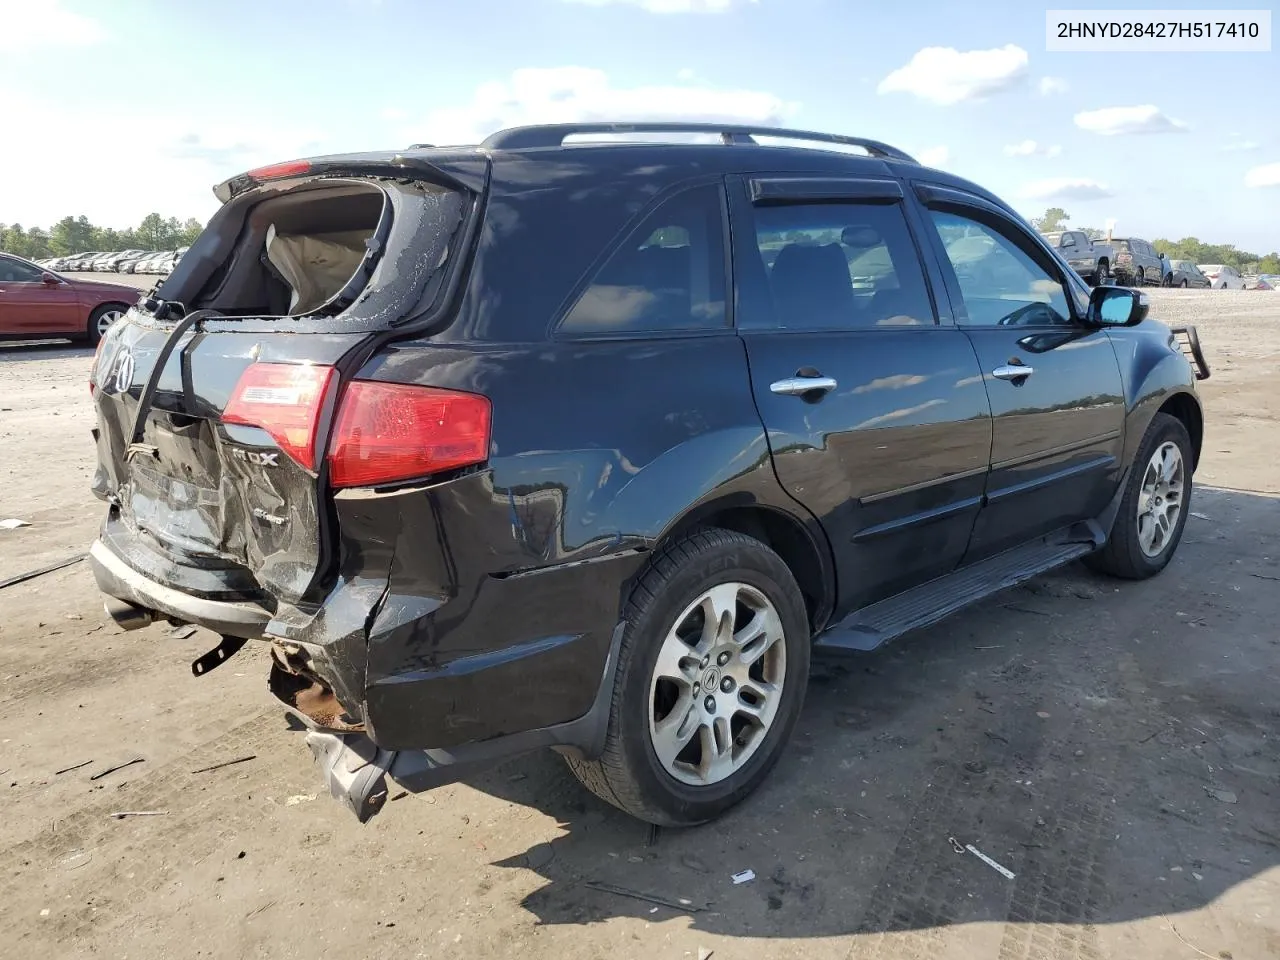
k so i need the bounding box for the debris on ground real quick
[680,854,710,874]
[53,759,93,776]
[0,554,85,590]
[950,836,1016,879]
[697,949,714,960]
[110,811,168,819]
[1205,787,1239,804]
[190,755,256,775]
[731,869,756,885]
[0,518,32,529]
[284,794,317,806]
[168,624,198,639]
[582,880,703,912]
[89,757,144,780]
[1190,512,1212,521]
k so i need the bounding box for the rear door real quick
[912,183,1125,560]
[0,256,79,335]
[729,175,992,616]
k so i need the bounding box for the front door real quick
[913,186,1126,560]
[729,175,993,617]
[0,256,78,336]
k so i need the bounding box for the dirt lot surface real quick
[2,288,1277,960]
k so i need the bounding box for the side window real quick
[750,201,933,329]
[928,209,1073,327]
[560,184,727,335]
[0,258,44,283]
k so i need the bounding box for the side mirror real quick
[1088,286,1148,326]
[41,272,60,285]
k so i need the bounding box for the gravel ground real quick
[0,288,1277,960]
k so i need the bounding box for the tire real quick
[86,303,128,345]
[1180,279,1188,288]
[1086,413,1193,580]
[565,528,811,826]
[1094,261,1110,285]
[1136,268,1147,287]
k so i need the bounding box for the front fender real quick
[1107,324,1202,467]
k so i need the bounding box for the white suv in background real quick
[1199,264,1247,290]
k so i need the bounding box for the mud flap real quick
[305,731,396,822]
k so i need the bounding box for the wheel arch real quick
[655,498,836,636]
[1157,390,1203,469]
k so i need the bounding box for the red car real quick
[0,253,140,344]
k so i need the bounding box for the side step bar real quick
[814,522,1104,654]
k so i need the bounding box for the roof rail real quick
[479,123,917,163]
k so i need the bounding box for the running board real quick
[814,522,1104,654]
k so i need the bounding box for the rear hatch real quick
[89,155,483,609]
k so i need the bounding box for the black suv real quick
[88,123,1209,827]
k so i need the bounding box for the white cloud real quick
[561,0,753,10]
[1222,139,1259,153]
[877,44,1028,105]
[916,146,950,168]
[379,106,408,122]
[0,88,327,227]
[416,67,796,145]
[1004,139,1062,158]
[1021,178,1115,202]
[1244,163,1280,188]
[1074,105,1188,135]
[677,67,697,81]
[0,0,105,51]
[1039,76,1069,96]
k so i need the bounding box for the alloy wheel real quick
[1137,441,1185,558]
[647,582,787,787]
[96,308,125,338]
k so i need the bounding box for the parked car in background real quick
[1257,274,1280,290]
[102,250,146,272]
[1200,264,1247,290]
[1110,237,1163,286]
[87,122,1208,827]
[1040,230,1113,284]
[1245,275,1272,291]
[0,252,139,343]
[1169,260,1211,288]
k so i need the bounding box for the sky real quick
[1,0,1277,251]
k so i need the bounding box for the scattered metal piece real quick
[190,754,256,775]
[169,624,198,640]
[964,842,1016,879]
[1163,915,1222,960]
[0,554,85,591]
[192,635,248,676]
[949,836,965,854]
[245,899,278,920]
[54,759,94,776]
[731,869,756,885]
[110,810,168,818]
[583,880,703,912]
[1250,573,1280,582]
[1189,512,1212,521]
[1205,787,1238,804]
[0,518,32,529]
[89,757,144,780]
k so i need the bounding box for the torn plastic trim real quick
[214,154,480,205]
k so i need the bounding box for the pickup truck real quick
[1040,230,1113,285]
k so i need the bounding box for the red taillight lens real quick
[222,363,336,470]
[327,382,491,488]
[246,159,312,181]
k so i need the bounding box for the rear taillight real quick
[327,382,491,489]
[222,363,336,470]
[1206,272,1219,279]
[246,159,313,181]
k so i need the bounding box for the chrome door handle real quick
[991,364,1034,381]
[770,376,838,396]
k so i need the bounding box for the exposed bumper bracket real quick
[305,731,396,822]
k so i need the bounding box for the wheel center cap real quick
[702,667,721,690]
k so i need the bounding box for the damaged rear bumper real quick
[89,539,271,639]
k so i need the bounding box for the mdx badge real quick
[232,448,280,467]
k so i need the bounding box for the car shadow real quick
[432,485,1279,946]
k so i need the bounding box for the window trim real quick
[0,255,47,284]
[748,176,904,205]
[549,176,734,342]
[911,183,1089,328]
[729,179,944,334]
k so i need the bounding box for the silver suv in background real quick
[1110,237,1163,286]
[1199,264,1247,290]
[1041,230,1113,285]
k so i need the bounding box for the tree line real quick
[1031,207,1279,275]
[0,214,207,261]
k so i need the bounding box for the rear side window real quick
[0,257,43,282]
[559,183,728,335]
[750,202,933,329]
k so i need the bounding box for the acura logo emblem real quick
[114,349,136,393]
